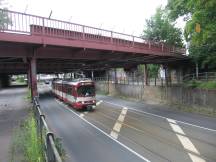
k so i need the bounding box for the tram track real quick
[83,103,216,162]
[95,104,216,148]
[84,112,172,162]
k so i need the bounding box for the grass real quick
[55,137,66,161]
[183,80,216,89]
[24,89,32,101]
[15,77,26,84]
[10,113,45,162]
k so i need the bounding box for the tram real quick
[52,78,96,110]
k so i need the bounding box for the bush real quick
[183,80,216,89]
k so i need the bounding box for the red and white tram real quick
[52,78,96,110]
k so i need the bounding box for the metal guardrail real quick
[33,97,62,162]
[183,72,216,82]
[0,9,185,55]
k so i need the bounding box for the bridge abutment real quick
[0,74,10,89]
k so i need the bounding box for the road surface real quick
[38,84,216,162]
[0,86,29,162]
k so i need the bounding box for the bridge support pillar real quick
[144,64,149,86]
[114,68,117,84]
[29,57,38,99]
[27,65,31,89]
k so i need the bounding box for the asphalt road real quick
[0,86,29,162]
[38,84,216,162]
[97,95,216,130]
[38,85,149,162]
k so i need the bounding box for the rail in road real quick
[38,85,216,162]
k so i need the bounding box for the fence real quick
[0,9,185,55]
[33,97,62,162]
[93,76,180,86]
[183,72,216,82]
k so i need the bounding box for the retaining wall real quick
[95,81,216,112]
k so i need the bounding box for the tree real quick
[167,0,216,69]
[140,7,183,78]
[143,7,184,47]
[0,0,11,29]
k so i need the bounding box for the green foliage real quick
[0,0,12,29]
[183,80,216,89]
[10,113,44,162]
[143,7,183,47]
[16,76,25,83]
[55,137,66,161]
[167,0,216,69]
[138,64,159,78]
[148,64,160,78]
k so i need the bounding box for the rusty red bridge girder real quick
[0,9,190,97]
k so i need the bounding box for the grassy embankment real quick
[11,90,66,162]
[10,113,45,162]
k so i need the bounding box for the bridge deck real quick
[0,9,189,74]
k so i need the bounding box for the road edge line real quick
[55,99,151,162]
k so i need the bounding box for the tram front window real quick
[77,85,95,96]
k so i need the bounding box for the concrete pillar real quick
[144,64,148,86]
[0,74,10,87]
[114,68,117,84]
[107,70,110,94]
[27,65,31,88]
[30,57,38,98]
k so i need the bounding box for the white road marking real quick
[54,99,150,162]
[80,113,84,118]
[103,101,216,132]
[110,131,119,139]
[110,107,128,139]
[167,118,206,162]
[96,100,103,106]
[189,154,206,162]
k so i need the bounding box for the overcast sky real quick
[3,0,183,36]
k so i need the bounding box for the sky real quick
[2,0,184,37]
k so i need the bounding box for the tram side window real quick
[67,87,72,95]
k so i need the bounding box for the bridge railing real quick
[33,97,63,162]
[0,9,185,55]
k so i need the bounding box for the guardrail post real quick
[46,132,55,162]
[111,31,113,44]
[42,18,45,35]
[40,114,45,140]
[132,36,134,47]
[148,41,151,49]
[82,26,85,40]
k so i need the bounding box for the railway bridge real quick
[0,9,188,97]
